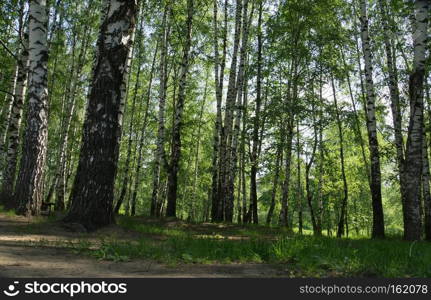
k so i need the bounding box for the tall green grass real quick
[90,231,431,277]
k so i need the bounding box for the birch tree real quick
[166,0,194,218]
[358,0,385,238]
[210,0,228,221]
[216,0,242,221]
[249,0,263,225]
[150,3,169,217]
[402,0,428,241]
[331,76,348,238]
[64,0,138,230]
[14,0,49,215]
[0,29,29,205]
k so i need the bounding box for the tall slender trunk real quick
[316,102,324,235]
[64,125,78,206]
[190,70,209,221]
[229,71,247,222]
[279,120,294,228]
[0,66,18,165]
[64,0,138,230]
[378,0,405,198]
[266,140,282,225]
[249,0,263,225]
[236,150,242,223]
[228,0,253,223]
[341,47,370,183]
[359,0,385,238]
[403,0,428,241]
[279,61,296,229]
[0,29,29,205]
[217,0,242,221]
[331,76,348,238]
[115,10,144,214]
[15,0,49,215]
[166,0,194,218]
[305,92,319,235]
[55,18,93,211]
[0,0,27,171]
[130,41,158,217]
[210,0,228,222]
[241,119,247,223]
[296,121,303,235]
[151,3,170,217]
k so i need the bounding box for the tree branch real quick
[0,39,19,62]
[0,89,15,98]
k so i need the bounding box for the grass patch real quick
[269,235,431,277]
[117,216,188,238]
[90,217,431,277]
[2,211,428,277]
[0,205,16,217]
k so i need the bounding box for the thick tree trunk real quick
[359,0,385,238]
[403,0,428,241]
[15,0,49,216]
[166,0,194,218]
[422,125,431,240]
[64,0,137,230]
[424,85,431,240]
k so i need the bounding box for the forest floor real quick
[0,212,285,277]
[0,210,430,278]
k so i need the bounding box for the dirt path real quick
[0,214,285,278]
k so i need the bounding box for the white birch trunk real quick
[1,30,29,199]
[359,0,385,238]
[403,0,428,241]
[14,0,49,215]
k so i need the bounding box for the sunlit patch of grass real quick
[269,235,431,277]
[0,205,16,216]
[102,218,431,277]
[117,216,188,238]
